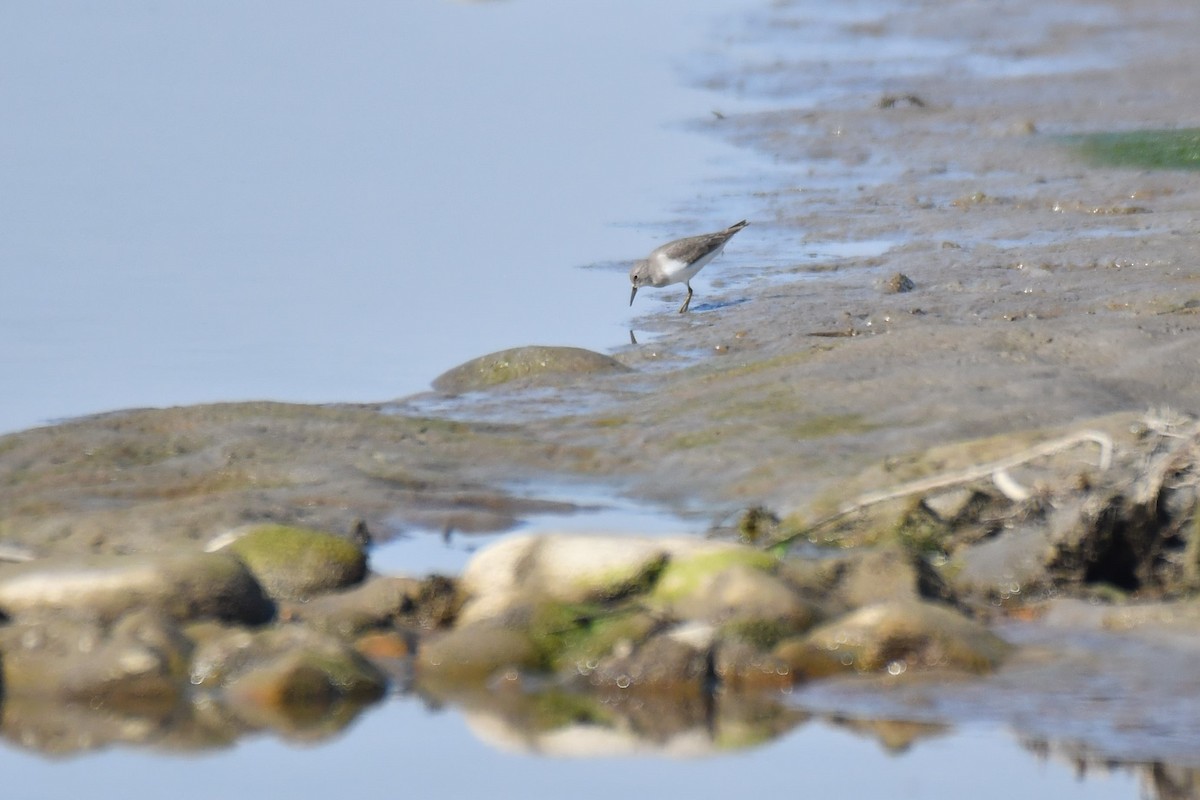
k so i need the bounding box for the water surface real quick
[0,0,764,435]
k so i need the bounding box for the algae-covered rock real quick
[432,346,630,393]
[793,600,1011,674]
[653,561,820,635]
[0,552,273,624]
[217,524,367,602]
[648,541,819,637]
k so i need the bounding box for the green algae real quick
[431,346,630,392]
[527,602,658,671]
[1069,128,1200,170]
[652,549,780,604]
[227,524,367,601]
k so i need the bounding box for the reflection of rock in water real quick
[1147,764,1200,800]
[1018,736,1200,800]
[827,716,950,754]
[447,685,809,759]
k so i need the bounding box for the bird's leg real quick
[678,282,693,314]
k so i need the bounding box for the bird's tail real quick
[727,220,749,233]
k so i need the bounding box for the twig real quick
[768,429,1113,549]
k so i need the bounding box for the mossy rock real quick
[222,524,367,602]
[529,603,660,673]
[432,346,630,393]
[651,545,780,604]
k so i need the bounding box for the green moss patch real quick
[528,602,658,671]
[227,524,367,601]
[652,549,780,603]
[1069,128,1200,170]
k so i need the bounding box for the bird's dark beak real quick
[629,285,638,306]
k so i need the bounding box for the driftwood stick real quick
[769,429,1113,548]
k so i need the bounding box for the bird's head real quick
[629,260,649,306]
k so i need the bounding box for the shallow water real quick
[0,706,1142,800]
[0,0,768,436]
[370,483,702,576]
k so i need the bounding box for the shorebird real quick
[629,220,748,313]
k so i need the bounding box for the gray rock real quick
[416,619,543,682]
[0,552,273,624]
[827,545,954,609]
[795,599,1011,674]
[458,534,669,625]
[947,523,1053,600]
[584,627,711,693]
[281,574,458,637]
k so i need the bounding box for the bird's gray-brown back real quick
[651,219,748,265]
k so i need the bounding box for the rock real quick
[280,574,458,637]
[826,545,954,609]
[354,630,415,660]
[546,606,662,676]
[216,524,367,602]
[712,638,794,692]
[432,346,630,393]
[583,628,711,694]
[0,552,274,625]
[650,539,781,601]
[416,619,544,683]
[647,541,819,640]
[458,534,668,625]
[0,609,192,704]
[796,600,1011,674]
[880,272,915,293]
[651,562,821,637]
[190,624,387,705]
[947,523,1054,601]
[771,637,854,681]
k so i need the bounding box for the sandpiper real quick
[629,220,748,313]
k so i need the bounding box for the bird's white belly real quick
[653,247,722,286]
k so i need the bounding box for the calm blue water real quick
[0,703,1139,800]
[0,0,765,435]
